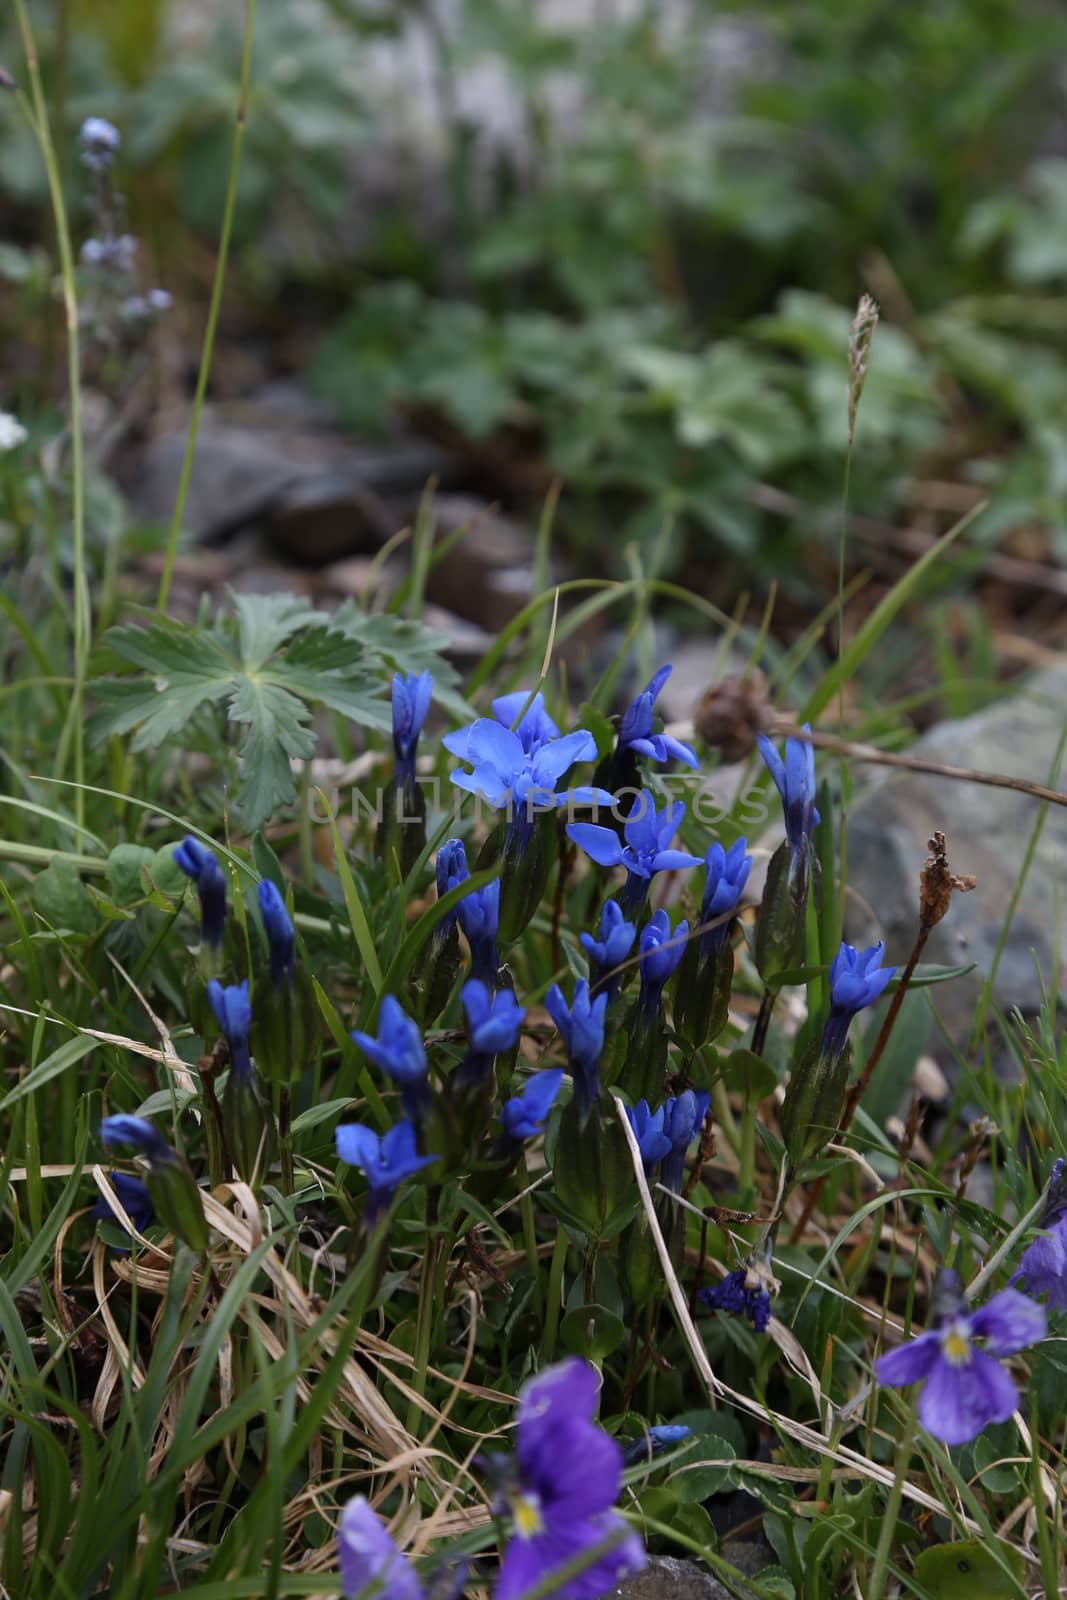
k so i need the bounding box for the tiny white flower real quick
[0,412,28,452]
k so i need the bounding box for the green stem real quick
[739,1101,756,1202]
[0,841,106,873]
[156,0,258,614]
[406,1227,442,1436]
[278,1086,294,1196]
[540,1223,569,1363]
[12,0,88,829]
[519,1153,543,1321]
[867,1399,915,1600]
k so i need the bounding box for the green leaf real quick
[912,1540,1024,1599]
[559,1303,627,1362]
[106,843,157,905]
[721,1049,778,1106]
[88,594,464,831]
[31,860,96,935]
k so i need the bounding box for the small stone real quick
[619,1554,738,1600]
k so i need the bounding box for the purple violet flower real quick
[337,1494,424,1600]
[1012,1162,1067,1311]
[496,1359,646,1600]
[874,1272,1047,1445]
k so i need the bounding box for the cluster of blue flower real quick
[93,649,1066,1590]
[77,118,172,333]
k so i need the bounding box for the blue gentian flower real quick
[258,880,295,987]
[567,796,701,916]
[392,670,433,787]
[637,910,687,1023]
[446,717,611,851]
[93,1172,155,1245]
[580,899,636,1002]
[618,665,698,768]
[434,837,469,941]
[457,877,501,987]
[756,727,820,869]
[351,996,430,1125]
[660,1090,710,1192]
[173,835,226,948]
[544,979,608,1120]
[335,1118,439,1228]
[622,1424,691,1466]
[462,979,525,1055]
[496,1359,646,1600]
[823,940,895,1059]
[100,1114,171,1162]
[338,1495,424,1600]
[698,839,752,960]
[207,978,252,1080]
[446,689,561,761]
[79,116,120,169]
[500,1069,565,1142]
[700,1266,773,1334]
[624,1099,672,1170]
[875,1272,1047,1445]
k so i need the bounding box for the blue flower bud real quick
[173,835,226,949]
[544,979,608,1122]
[391,671,433,784]
[756,728,820,872]
[93,1172,155,1248]
[456,879,500,988]
[207,978,252,1080]
[637,910,687,1022]
[500,1069,564,1142]
[699,838,752,959]
[823,939,895,1060]
[100,1116,207,1251]
[660,1090,710,1192]
[580,899,636,1002]
[622,1424,691,1465]
[624,1099,672,1170]
[352,996,430,1127]
[461,979,525,1056]
[258,880,295,988]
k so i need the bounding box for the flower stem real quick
[11,0,88,829]
[540,1223,569,1363]
[278,1085,294,1196]
[866,1398,915,1600]
[156,0,258,614]
[519,1153,543,1321]
[407,1228,442,1436]
[751,985,775,1057]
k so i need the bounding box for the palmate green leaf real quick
[89,593,466,831]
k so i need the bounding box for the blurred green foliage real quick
[4,0,1067,580]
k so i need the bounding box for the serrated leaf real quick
[230,674,316,830]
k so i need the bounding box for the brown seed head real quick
[694,669,774,762]
[919,830,976,932]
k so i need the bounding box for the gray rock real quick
[424,493,544,628]
[116,395,458,560]
[846,659,1067,1059]
[619,1553,743,1600]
